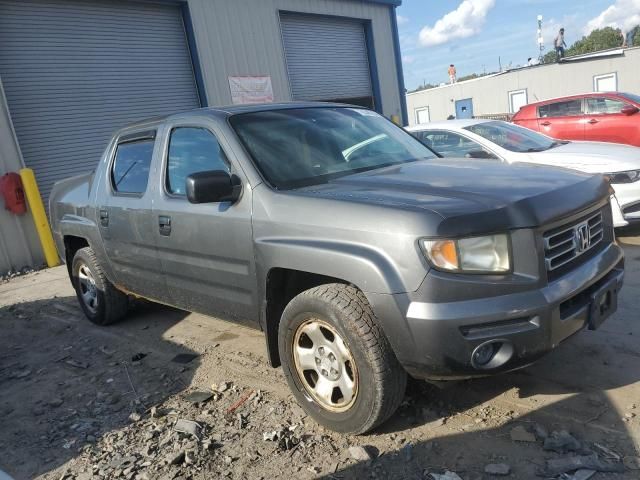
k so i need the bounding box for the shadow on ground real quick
[0,296,196,480]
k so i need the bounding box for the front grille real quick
[543,210,603,272]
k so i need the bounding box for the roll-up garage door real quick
[280,13,373,107]
[0,0,200,203]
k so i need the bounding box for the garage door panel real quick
[280,13,372,102]
[0,0,200,203]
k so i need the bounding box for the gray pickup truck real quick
[50,103,624,434]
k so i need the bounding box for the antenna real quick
[537,15,545,62]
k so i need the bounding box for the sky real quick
[396,0,640,90]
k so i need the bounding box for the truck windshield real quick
[229,107,437,189]
[465,121,562,153]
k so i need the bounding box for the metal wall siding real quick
[0,78,43,274]
[0,0,200,204]
[186,0,402,117]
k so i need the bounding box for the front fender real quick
[255,237,413,295]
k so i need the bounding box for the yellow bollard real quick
[390,114,401,126]
[19,168,60,267]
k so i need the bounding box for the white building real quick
[406,47,640,125]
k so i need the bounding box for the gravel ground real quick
[1,236,639,480]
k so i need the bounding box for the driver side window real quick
[586,97,627,115]
[166,127,229,195]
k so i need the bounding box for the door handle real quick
[158,215,171,236]
[540,121,551,126]
[588,118,599,124]
[99,209,109,227]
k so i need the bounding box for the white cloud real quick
[541,15,578,47]
[397,14,409,25]
[402,55,416,64]
[584,0,640,34]
[418,0,496,47]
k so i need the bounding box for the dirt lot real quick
[1,236,640,480]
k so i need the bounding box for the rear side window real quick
[166,127,229,195]
[586,97,627,114]
[111,139,155,194]
[538,99,583,118]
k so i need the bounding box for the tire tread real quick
[74,247,128,325]
[294,283,407,433]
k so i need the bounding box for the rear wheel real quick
[279,284,407,434]
[71,247,128,325]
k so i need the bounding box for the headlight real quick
[604,170,640,184]
[420,234,511,273]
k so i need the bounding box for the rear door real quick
[536,98,585,140]
[584,96,635,143]
[153,121,257,325]
[99,129,167,300]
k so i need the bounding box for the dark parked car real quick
[512,92,640,146]
[50,103,623,434]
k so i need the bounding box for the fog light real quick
[471,340,514,370]
[473,343,497,366]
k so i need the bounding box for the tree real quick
[457,73,481,82]
[629,25,640,46]
[566,27,622,56]
[408,83,438,93]
[542,50,557,64]
[541,26,631,64]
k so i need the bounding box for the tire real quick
[71,247,128,326]
[278,284,407,434]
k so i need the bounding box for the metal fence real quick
[473,113,513,121]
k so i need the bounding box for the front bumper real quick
[367,242,624,380]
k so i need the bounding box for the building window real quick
[593,73,617,92]
[415,107,430,124]
[508,89,528,114]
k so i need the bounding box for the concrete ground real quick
[1,236,639,480]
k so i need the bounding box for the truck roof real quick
[120,101,356,131]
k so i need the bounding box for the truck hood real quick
[525,141,640,173]
[292,159,610,237]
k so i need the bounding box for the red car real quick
[512,92,640,146]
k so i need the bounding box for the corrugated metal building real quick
[0,0,406,274]
[406,47,640,125]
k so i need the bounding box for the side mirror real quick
[185,170,241,204]
[465,150,497,159]
[621,105,639,116]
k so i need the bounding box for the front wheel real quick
[278,284,407,434]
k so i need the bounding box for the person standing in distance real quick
[448,64,457,84]
[554,28,567,61]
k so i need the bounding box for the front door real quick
[153,123,257,325]
[455,98,474,119]
[584,96,635,143]
[99,129,167,300]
